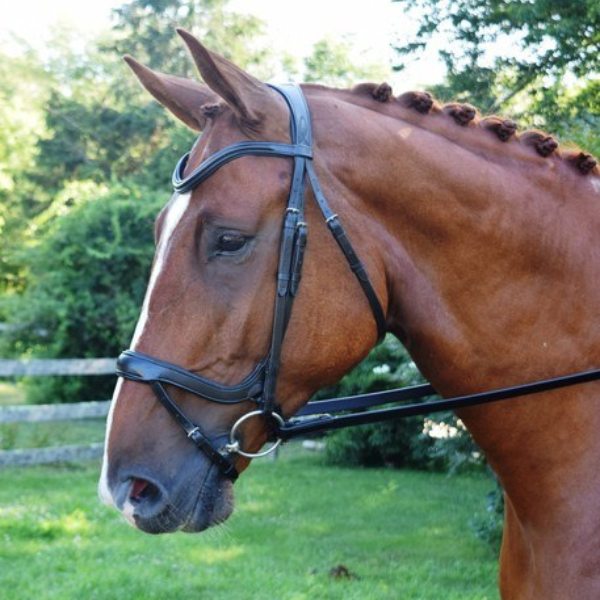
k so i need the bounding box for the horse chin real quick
[181,467,235,533]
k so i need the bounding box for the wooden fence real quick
[0,358,115,466]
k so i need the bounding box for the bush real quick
[424,415,486,474]
[321,336,484,472]
[320,336,429,468]
[1,183,164,403]
[470,475,505,553]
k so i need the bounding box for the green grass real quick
[0,381,106,449]
[0,419,106,450]
[0,381,25,406]
[0,448,500,600]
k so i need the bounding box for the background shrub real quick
[320,336,483,472]
[1,184,163,403]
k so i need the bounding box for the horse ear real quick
[123,55,218,131]
[176,28,286,134]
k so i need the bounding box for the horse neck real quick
[313,91,600,594]
[329,107,600,387]
[321,96,600,499]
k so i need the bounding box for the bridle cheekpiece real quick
[116,84,386,480]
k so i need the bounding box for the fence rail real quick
[0,443,105,467]
[0,358,115,467]
[0,400,110,424]
[0,358,116,377]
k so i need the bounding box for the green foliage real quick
[393,0,599,153]
[394,0,599,87]
[0,45,52,298]
[109,0,269,75]
[424,416,486,474]
[0,47,49,193]
[1,184,163,402]
[321,336,430,469]
[325,418,429,469]
[321,337,482,472]
[470,476,505,553]
[523,78,600,156]
[35,93,174,191]
[304,38,388,87]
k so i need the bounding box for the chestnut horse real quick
[99,30,600,599]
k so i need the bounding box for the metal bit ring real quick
[224,410,285,458]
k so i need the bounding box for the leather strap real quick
[306,160,387,341]
[173,142,312,194]
[117,350,265,404]
[116,83,387,478]
[277,368,600,439]
[151,381,238,479]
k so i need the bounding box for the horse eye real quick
[216,232,248,254]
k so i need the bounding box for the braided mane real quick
[346,83,598,177]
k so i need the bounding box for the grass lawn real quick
[0,419,106,450]
[0,447,500,600]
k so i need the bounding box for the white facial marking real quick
[98,378,123,507]
[121,500,137,527]
[99,192,191,508]
[131,192,192,348]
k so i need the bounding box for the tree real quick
[108,0,269,76]
[393,0,599,153]
[0,44,53,300]
[1,0,265,302]
[394,0,599,101]
[304,38,388,87]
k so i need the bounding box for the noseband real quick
[116,84,386,480]
[116,84,600,481]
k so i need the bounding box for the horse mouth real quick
[118,464,235,535]
[181,466,235,533]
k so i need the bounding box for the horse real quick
[99,29,600,599]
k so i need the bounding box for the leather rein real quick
[116,84,600,480]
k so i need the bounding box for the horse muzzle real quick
[100,438,235,534]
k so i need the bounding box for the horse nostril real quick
[128,477,160,504]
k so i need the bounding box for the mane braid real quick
[345,84,599,177]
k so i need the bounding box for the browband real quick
[116,83,387,479]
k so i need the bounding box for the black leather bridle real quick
[116,84,385,479]
[116,83,600,481]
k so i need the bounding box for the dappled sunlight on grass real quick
[362,480,401,509]
[0,382,25,406]
[235,497,273,514]
[188,545,245,565]
[39,508,94,537]
[1,504,95,543]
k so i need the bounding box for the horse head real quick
[99,30,385,533]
